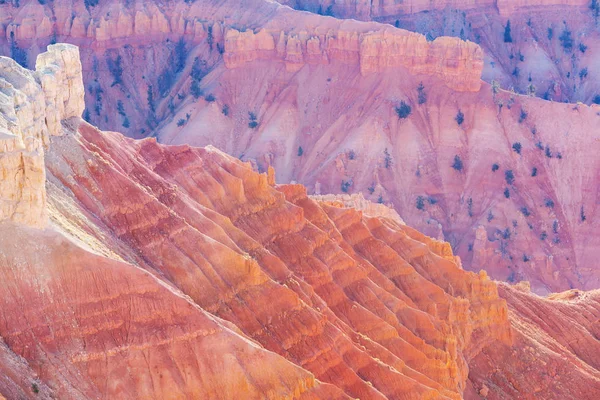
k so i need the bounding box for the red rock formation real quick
[2,43,600,400]
[468,283,600,398]
[3,0,597,293]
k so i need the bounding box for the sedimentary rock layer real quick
[0,43,83,228]
[1,44,600,400]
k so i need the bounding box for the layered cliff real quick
[0,0,484,141]
[0,43,83,228]
[223,23,482,91]
[2,43,600,400]
[277,0,592,19]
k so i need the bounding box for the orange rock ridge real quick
[1,44,600,400]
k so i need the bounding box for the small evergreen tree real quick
[512,142,522,155]
[504,20,513,43]
[452,155,464,171]
[417,82,427,104]
[505,170,515,185]
[395,101,412,119]
[455,110,465,125]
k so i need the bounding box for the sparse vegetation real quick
[191,80,203,99]
[505,170,515,185]
[452,155,464,172]
[417,82,427,104]
[107,55,123,86]
[384,148,392,169]
[9,32,27,68]
[455,110,465,126]
[592,0,600,17]
[207,25,214,50]
[416,196,426,211]
[341,179,353,193]
[191,57,207,81]
[504,20,513,43]
[518,108,528,123]
[512,142,522,155]
[559,26,573,51]
[248,112,258,129]
[174,37,187,73]
[536,141,544,150]
[395,101,412,119]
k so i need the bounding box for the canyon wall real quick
[278,0,592,19]
[223,25,483,92]
[0,0,484,141]
[0,43,83,228]
[1,43,600,400]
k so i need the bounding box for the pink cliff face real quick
[1,0,600,399]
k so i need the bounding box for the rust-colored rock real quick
[2,44,600,400]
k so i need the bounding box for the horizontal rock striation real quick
[1,45,600,399]
[276,0,593,19]
[223,26,483,92]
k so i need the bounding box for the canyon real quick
[2,0,599,293]
[1,43,600,400]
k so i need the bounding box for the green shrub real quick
[455,110,465,125]
[504,20,513,43]
[416,196,426,210]
[395,101,412,119]
[417,82,427,104]
[505,170,515,185]
[512,142,522,154]
[452,155,463,172]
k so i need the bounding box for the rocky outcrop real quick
[310,192,405,224]
[468,283,600,398]
[223,26,483,92]
[1,43,600,400]
[0,43,83,228]
[277,0,592,19]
